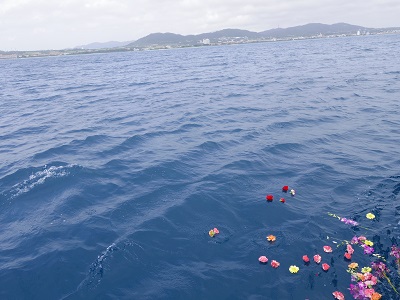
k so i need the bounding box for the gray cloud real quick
[1,0,399,50]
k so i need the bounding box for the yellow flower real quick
[366,213,375,219]
[348,262,359,269]
[208,229,215,237]
[364,240,374,247]
[289,265,299,273]
[361,267,372,274]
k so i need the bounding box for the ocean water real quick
[1,34,400,299]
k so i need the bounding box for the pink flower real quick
[258,256,268,263]
[313,254,321,264]
[351,236,359,244]
[358,236,367,242]
[323,246,333,253]
[347,244,354,254]
[365,289,375,298]
[303,255,310,263]
[213,228,219,234]
[332,291,345,300]
[363,273,372,280]
[365,280,376,287]
[271,260,280,268]
[322,263,330,271]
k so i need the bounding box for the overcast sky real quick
[1,0,399,51]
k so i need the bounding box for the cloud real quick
[0,0,399,50]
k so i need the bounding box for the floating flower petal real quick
[365,289,375,298]
[366,213,375,219]
[271,260,280,268]
[267,235,276,242]
[323,246,333,253]
[332,291,345,300]
[358,236,367,242]
[364,240,374,247]
[347,244,354,255]
[290,189,295,196]
[313,254,322,264]
[363,245,374,255]
[341,217,359,226]
[371,292,382,300]
[289,265,299,273]
[209,227,220,237]
[280,198,285,203]
[351,236,359,244]
[282,185,289,192]
[303,255,310,263]
[258,256,268,263]
[361,267,372,274]
[344,252,352,260]
[348,262,359,270]
[322,263,330,271]
[266,195,273,201]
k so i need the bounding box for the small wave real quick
[2,164,76,199]
[82,243,118,289]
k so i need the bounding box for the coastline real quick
[1,30,399,60]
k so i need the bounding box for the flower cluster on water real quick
[208,191,400,299]
[328,212,400,299]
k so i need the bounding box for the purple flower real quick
[362,244,374,255]
[349,283,367,300]
[351,236,359,244]
[390,245,400,259]
[371,261,389,278]
[341,218,359,226]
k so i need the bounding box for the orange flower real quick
[267,235,276,242]
[371,292,382,300]
[355,272,364,281]
[348,262,359,269]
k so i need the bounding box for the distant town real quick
[1,23,399,60]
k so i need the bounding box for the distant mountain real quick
[126,23,376,48]
[196,28,261,40]
[73,23,398,50]
[127,28,262,47]
[76,40,132,49]
[259,23,369,38]
[128,33,187,47]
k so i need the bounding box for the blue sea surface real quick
[1,34,400,299]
